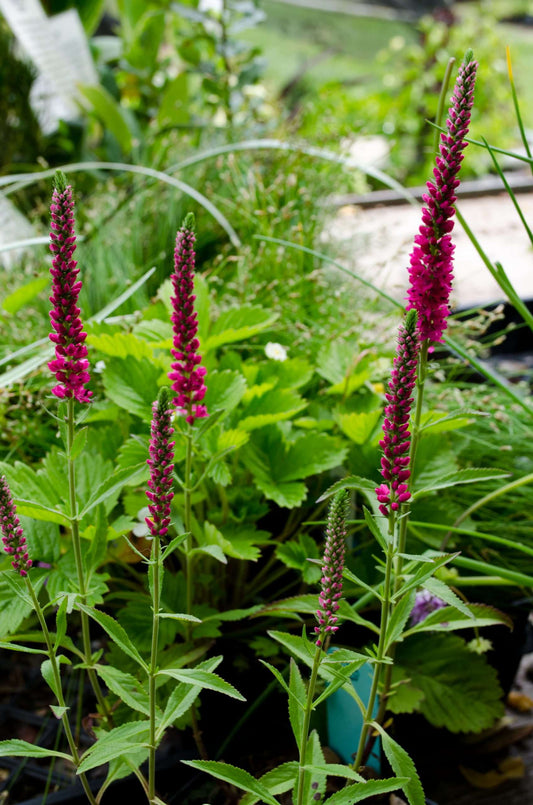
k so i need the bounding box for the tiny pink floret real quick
[48,181,92,404]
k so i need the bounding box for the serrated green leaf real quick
[181,760,279,805]
[103,355,161,420]
[421,577,473,619]
[404,604,512,636]
[157,668,245,700]
[385,590,416,649]
[159,657,222,734]
[289,659,306,751]
[316,475,375,504]
[77,722,150,773]
[0,739,72,761]
[395,633,504,733]
[77,604,147,670]
[373,724,425,805]
[240,762,298,805]
[0,641,47,655]
[326,777,408,804]
[414,468,510,498]
[300,731,325,803]
[240,388,307,431]
[204,370,247,414]
[204,305,278,352]
[94,665,150,715]
[13,499,69,525]
[335,410,381,444]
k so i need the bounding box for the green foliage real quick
[392,633,505,732]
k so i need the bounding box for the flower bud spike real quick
[375,313,419,517]
[0,476,32,576]
[146,387,175,538]
[315,490,349,647]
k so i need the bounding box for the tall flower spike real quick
[406,52,478,344]
[0,476,32,577]
[376,310,419,518]
[146,387,175,538]
[315,490,349,648]
[48,171,92,404]
[168,214,208,426]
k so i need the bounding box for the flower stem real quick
[148,538,161,803]
[352,516,395,773]
[25,577,97,805]
[295,644,322,805]
[66,399,111,723]
[184,423,194,640]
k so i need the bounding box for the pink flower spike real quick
[146,387,175,539]
[315,491,348,648]
[0,476,32,577]
[406,52,478,344]
[169,214,208,426]
[47,172,92,404]
[376,310,419,518]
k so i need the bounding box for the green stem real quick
[25,578,97,805]
[66,399,111,723]
[352,517,395,773]
[184,423,193,639]
[295,643,322,805]
[148,539,161,804]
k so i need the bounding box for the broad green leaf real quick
[13,499,69,526]
[79,464,148,518]
[204,306,278,352]
[240,762,298,805]
[181,761,279,805]
[103,355,161,421]
[335,410,381,444]
[94,665,150,716]
[326,777,408,804]
[158,72,189,126]
[300,731,325,803]
[156,669,244,700]
[78,84,134,153]
[276,534,321,585]
[394,633,504,733]
[414,468,510,498]
[19,516,61,563]
[87,332,153,361]
[77,604,147,670]
[240,388,307,431]
[77,722,150,773]
[0,739,71,761]
[288,659,306,751]
[316,340,358,385]
[373,724,425,805]
[204,370,247,414]
[277,434,348,483]
[419,409,485,434]
[2,277,48,314]
[0,572,34,636]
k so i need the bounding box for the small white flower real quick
[132,522,150,538]
[94,360,106,373]
[265,342,288,362]
[198,0,223,15]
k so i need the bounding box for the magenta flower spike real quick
[47,172,92,404]
[146,387,175,538]
[406,52,478,344]
[0,476,32,577]
[376,310,419,518]
[168,214,208,426]
[315,490,349,647]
